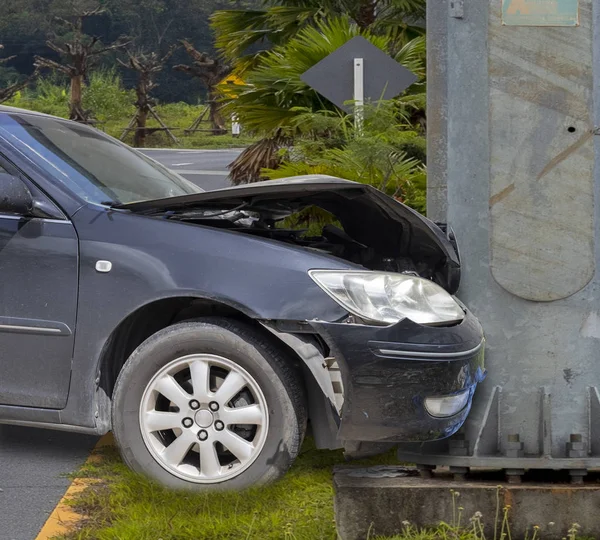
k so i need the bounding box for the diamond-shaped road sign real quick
[300,36,418,112]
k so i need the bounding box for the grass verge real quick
[55,437,396,540]
[50,437,593,540]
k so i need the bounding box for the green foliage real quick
[264,101,427,213]
[402,169,426,214]
[6,83,258,149]
[222,16,425,137]
[212,0,426,69]
[7,75,70,117]
[81,70,135,122]
[5,70,135,121]
[215,13,426,194]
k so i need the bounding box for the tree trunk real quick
[134,108,148,147]
[208,87,226,135]
[355,0,377,29]
[69,75,84,121]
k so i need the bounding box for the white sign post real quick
[353,57,364,134]
[231,114,241,137]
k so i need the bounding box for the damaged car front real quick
[119,176,486,456]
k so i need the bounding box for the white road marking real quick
[171,162,194,166]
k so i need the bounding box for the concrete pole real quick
[397,0,600,478]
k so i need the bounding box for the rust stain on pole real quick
[490,183,516,207]
[537,130,593,180]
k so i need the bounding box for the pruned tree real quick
[173,40,230,134]
[118,46,178,147]
[0,45,38,103]
[34,7,129,123]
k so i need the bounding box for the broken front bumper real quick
[310,309,486,443]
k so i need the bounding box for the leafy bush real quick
[156,101,203,128]
[6,70,135,122]
[7,74,69,117]
[264,101,427,214]
[82,69,135,122]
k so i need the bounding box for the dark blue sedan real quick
[0,106,485,489]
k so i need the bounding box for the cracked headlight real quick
[309,270,465,325]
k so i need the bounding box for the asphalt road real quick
[0,148,242,540]
[141,148,243,191]
[0,426,98,540]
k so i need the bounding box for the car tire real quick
[111,317,307,490]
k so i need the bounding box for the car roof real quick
[0,105,64,120]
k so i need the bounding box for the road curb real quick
[34,434,113,540]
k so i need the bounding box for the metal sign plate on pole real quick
[502,0,579,26]
[300,36,418,112]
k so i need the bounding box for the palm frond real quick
[394,34,426,78]
[263,161,326,179]
[211,10,273,61]
[228,132,291,184]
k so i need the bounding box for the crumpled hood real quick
[118,175,461,293]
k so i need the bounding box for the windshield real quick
[0,112,203,205]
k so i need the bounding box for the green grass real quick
[59,437,397,540]
[100,102,258,150]
[57,439,592,540]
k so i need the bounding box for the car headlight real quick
[309,270,465,325]
[424,389,470,418]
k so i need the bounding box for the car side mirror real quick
[0,173,34,216]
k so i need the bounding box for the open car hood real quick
[119,175,461,293]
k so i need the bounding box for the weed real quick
[380,487,583,540]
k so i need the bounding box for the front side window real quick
[0,113,203,205]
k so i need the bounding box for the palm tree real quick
[212,0,425,72]
[218,17,425,183]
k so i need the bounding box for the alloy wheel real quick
[139,353,269,483]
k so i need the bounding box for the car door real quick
[0,167,78,409]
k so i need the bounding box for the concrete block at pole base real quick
[334,466,600,540]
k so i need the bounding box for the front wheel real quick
[112,318,307,490]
